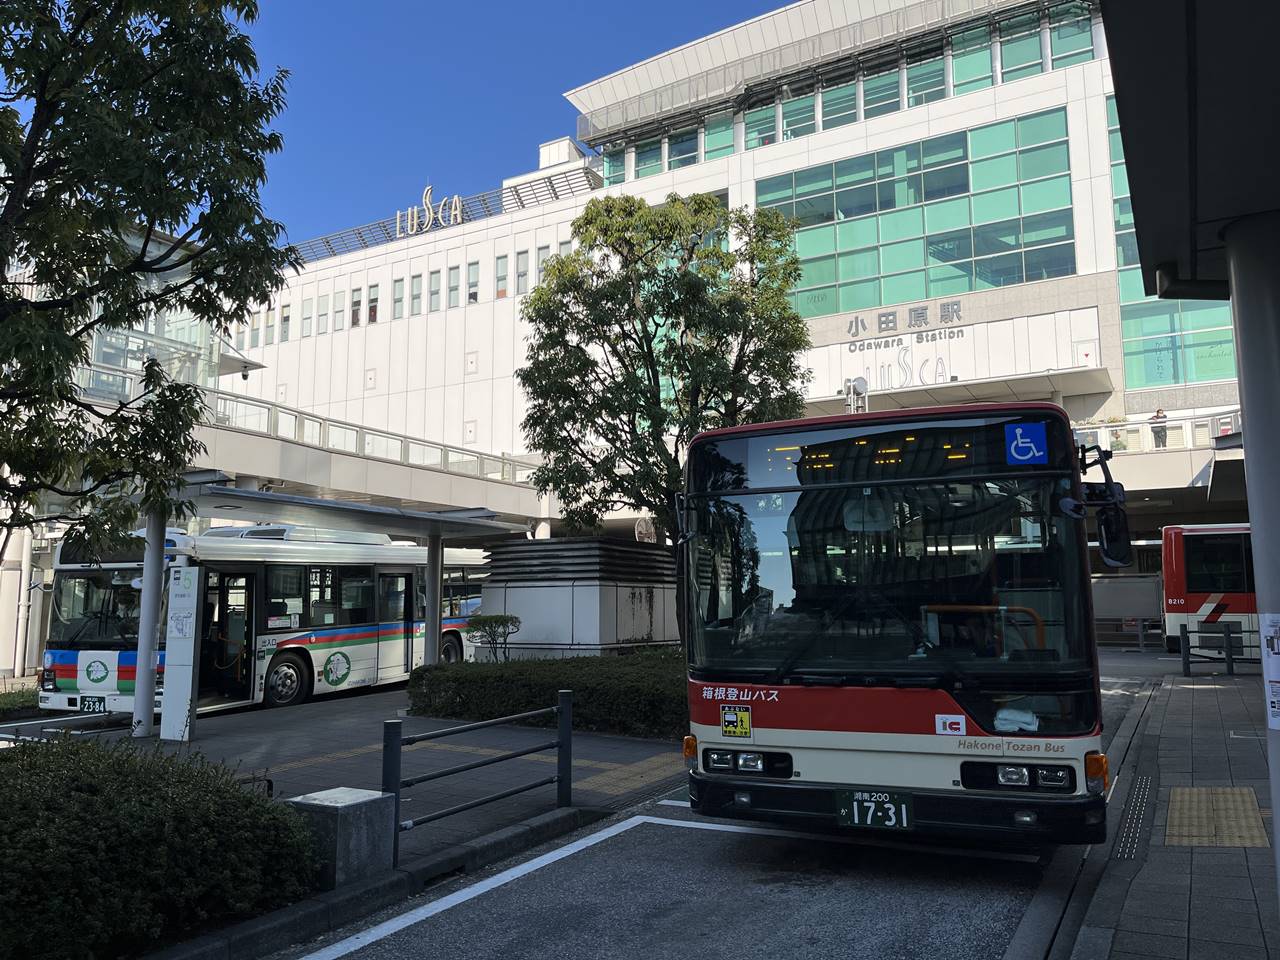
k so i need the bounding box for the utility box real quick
[480,538,678,658]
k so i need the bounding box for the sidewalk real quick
[164,689,685,864]
[1074,671,1278,959]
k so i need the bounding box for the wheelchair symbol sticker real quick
[1005,423,1048,465]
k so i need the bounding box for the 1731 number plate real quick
[836,790,912,830]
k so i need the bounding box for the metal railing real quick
[1073,409,1241,457]
[1179,622,1259,677]
[76,363,539,487]
[380,690,573,865]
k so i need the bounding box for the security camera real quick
[241,364,250,381]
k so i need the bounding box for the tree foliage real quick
[517,193,810,542]
[465,613,521,663]
[0,1,297,557]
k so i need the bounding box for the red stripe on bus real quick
[688,681,992,737]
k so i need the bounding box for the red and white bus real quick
[1161,524,1255,654]
[680,403,1120,844]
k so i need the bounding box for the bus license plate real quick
[79,695,107,714]
[836,790,912,830]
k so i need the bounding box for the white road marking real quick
[656,798,688,808]
[299,813,1039,959]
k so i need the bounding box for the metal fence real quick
[380,691,573,865]
[1179,622,1259,677]
[1073,409,1241,457]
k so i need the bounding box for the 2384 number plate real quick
[79,695,107,714]
[836,790,912,830]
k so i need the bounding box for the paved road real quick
[273,677,1152,960]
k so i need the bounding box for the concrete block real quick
[286,787,395,891]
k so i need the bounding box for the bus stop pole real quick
[424,534,442,666]
[131,508,166,738]
[1223,211,1280,926]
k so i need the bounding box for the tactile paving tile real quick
[1165,786,1270,847]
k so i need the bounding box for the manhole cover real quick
[1166,786,1270,847]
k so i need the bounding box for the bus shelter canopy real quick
[177,482,527,544]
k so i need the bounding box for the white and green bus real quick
[40,526,481,714]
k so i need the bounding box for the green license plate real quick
[836,790,913,830]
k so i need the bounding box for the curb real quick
[144,806,612,960]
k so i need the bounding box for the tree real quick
[465,614,521,663]
[517,192,810,544]
[0,1,297,558]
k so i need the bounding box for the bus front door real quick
[199,571,255,707]
[377,571,413,682]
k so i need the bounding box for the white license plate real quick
[79,695,107,714]
[836,790,913,830]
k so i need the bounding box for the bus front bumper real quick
[688,772,1106,845]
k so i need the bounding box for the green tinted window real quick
[704,113,734,161]
[795,286,838,318]
[840,279,880,311]
[974,218,1021,257]
[1000,13,1044,82]
[969,120,1016,160]
[1111,164,1130,199]
[922,132,967,169]
[1180,300,1233,331]
[1115,231,1140,267]
[745,105,777,149]
[794,164,833,198]
[822,82,858,130]
[907,57,945,106]
[951,26,993,95]
[1118,267,1149,303]
[926,229,971,264]
[863,68,901,118]
[838,217,878,250]
[756,174,793,205]
[1018,109,1068,147]
[1183,330,1237,382]
[668,129,698,170]
[1106,96,1119,130]
[878,206,924,242]
[839,249,880,281]
[603,150,625,186]
[929,261,973,296]
[878,175,923,211]
[876,144,920,179]
[881,238,925,273]
[975,252,1024,288]
[1020,175,1071,214]
[1020,142,1070,181]
[924,196,971,233]
[795,194,836,227]
[836,186,877,220]
[1121,301,1178,338]
[634,139,662,178]
[783,95,817,140]
[799,255,837,288]
[1108,130,1125,163]
[1023,243,1075,281]
[1022,209,1074,248]
[971,154,1019,191]
[1123,337,1180,388]
[972,186,1020,224]
[1049,3,1093,68]
[882,270,927,304]
[1114,197,1134,231]
[835,155,876,189]
[795,226,836,258]
[923,165,968,201]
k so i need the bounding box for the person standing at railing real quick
[1149,408,1168,448]
[1110,429,1127,452]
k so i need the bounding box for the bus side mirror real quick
[1096,502,1134,568]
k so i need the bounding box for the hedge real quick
[0,686,38,720]
[408,648,688,740]
[0,738,317,959]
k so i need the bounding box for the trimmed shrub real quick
[0,686,38,720]
[0,738,317,959]
[408,648,688,740]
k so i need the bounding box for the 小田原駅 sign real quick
[395,185,464,237]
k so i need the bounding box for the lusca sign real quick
[395,184,464,238]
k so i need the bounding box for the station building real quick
[221,0,1246,558]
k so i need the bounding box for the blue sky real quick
[246,1,784,244]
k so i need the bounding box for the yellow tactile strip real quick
[1165,786,1270,847]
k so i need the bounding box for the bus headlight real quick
[736,753,765,773]
[997,765,1030,787]
[706,751,734,771]
[40,669,57,692]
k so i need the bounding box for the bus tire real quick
[440,633,463,664]
[265,651,311,708]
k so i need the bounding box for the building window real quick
[333,291,344,331]
[781,93,816,140]
[516,251,529,295]
[906,54,945,107]
[704,112,734,161]
[235,324,245,352]
[763,106,1076,317]
[430,270,441,311]
[367,284,379,323]
[821,81,857,130]
[279,304,290,342]
[999,12,1044,83]
[536,245,550,284]
[250,312,260,348]
[603,149,625,185]
[667,128,698,169]
[951,25,994,95]
[558,240,572,257]
[301,298,312,337]
[862,66,901,118]
[317,293,328,334]
[410,274,422,315]
[351,288,362,327]
[447,267,459,308]
[634,139,662,178]
[744,104,777,149]
[392,279,404,319]
[466,262,479,303]
[495,255,508,298]
[1049,2,1093,69]
[265,307,275,345]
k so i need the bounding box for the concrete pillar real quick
[0,532,19,677]
[991,30,1003,85]
[1222,209,1280,923]
[131,508,166,737]
[424,534,443,666]
[855,72,866,120]
[1040,14,1052,73]
[13,529,33,678]
[943,44,955,98]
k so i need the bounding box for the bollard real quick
[1224,622,1237,676]
[382,719,403,865]
[557,689,573,808]
[1181,624,1191,677]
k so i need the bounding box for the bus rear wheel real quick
[265,652,311,708]
[440,633,463,664]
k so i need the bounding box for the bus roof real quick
[1162,523,1250,534]
[688,402,1070,447]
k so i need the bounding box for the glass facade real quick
[704,113,734,161]
[758,108,1075,317]
[603,150,625,186]
[668,128,698,168]
[1107,96,1236,389]
[782,94,816,140]
[634,139,662,178]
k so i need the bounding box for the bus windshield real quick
[48,571,143,651]
[685,416,1091,683]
